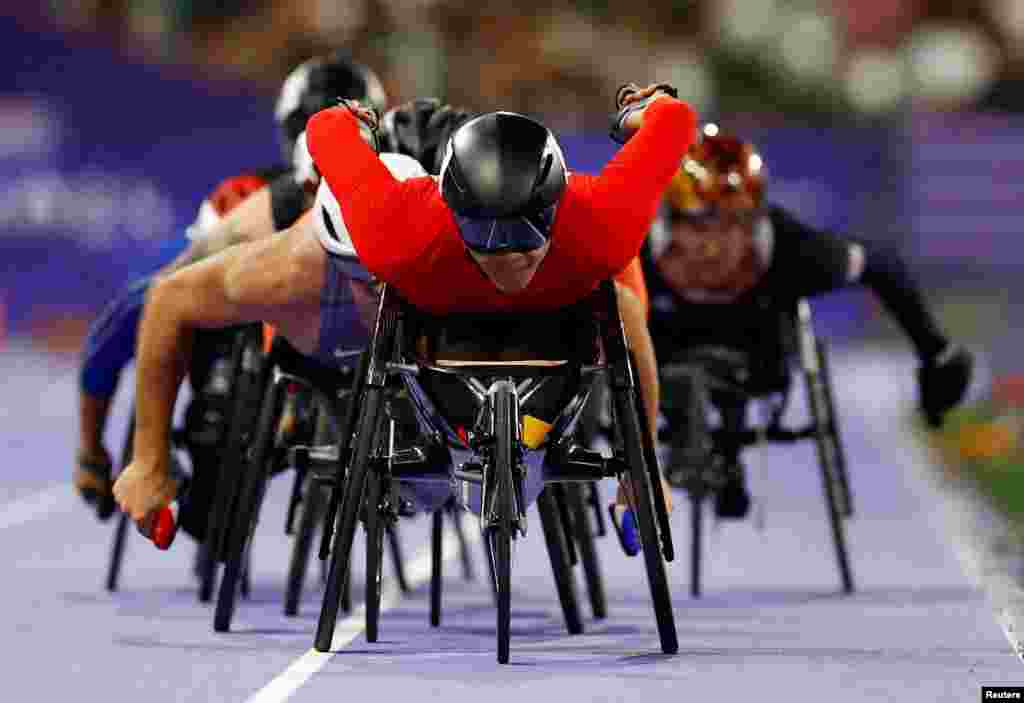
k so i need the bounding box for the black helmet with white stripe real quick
[275,53,387,162]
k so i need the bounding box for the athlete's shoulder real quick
[379,152,429,181]
[766,203,818,236]
[187,170,272,241]
[313,153,437,257]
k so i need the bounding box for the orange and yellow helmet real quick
[665,124,765,215]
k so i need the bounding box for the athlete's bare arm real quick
[113,214,324,522]
[615,283,673,513]
[165,186,277,272]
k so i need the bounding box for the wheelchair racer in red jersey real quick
[111,83,697,540]
[643,125,973,519]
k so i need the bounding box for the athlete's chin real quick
[489,269,538,294]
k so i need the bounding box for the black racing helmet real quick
[381,98,475,175]
[440,112,567,253]
[274,52,388,161]
[380,97,442,164]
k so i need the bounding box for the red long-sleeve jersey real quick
[307,98,696,315]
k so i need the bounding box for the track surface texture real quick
[0,340,1019,702]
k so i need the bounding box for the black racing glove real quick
[609,82,679,144]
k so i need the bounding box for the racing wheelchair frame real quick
[659,299,854,598]
[208,331,414,632]
[312,281,677,664]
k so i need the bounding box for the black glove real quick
[609,82,679,144]
[918,345,973,428]
[339,99,382,152]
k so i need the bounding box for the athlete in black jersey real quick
[644,124,972,519]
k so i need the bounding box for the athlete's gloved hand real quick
[610,82,679,144]
[75,445,115,521]
[918,344,973,428]
[339,99,381,152]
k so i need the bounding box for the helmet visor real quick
[454,204,556,254]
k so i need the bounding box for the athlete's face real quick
[661,209,755,289]
[468,240,552,294]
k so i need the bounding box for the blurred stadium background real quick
[1,1,1018,372]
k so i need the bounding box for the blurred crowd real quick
[33,0,1024,129]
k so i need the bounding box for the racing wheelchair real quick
[105,325,249,595]
[313,281,677,664]
[658,298,854,598]
[207,330,416,632]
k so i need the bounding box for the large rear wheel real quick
[613,386,678,655]
[806,349,854,594]
[314,387,382,652]
[364,469,385,643]
[105,417,135,592]
[430,509,443,627]
[284,477,326,617]
[566,483,606,619]
[213,374,282,632]
[537,488,583,635]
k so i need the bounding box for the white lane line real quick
[246,525,478,703]
[0,484,74,530]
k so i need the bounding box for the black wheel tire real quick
[197,545,219,603]
[807,365,855,595]
[314,387,382,652]
[105,512,130,593]
[430,509,443,627]
[567,483,607,619]
[537,488,584,635]
[614,387,679,655]
[492,527,512,665]
[284,479,326,617]
[240,553,252,600]
[493,384,516,664]
[207,327,264,564]
[213,374,281,632]
[105,417,135,593]
[214,557,244,633]
[365,473,385,643]
[817,342,853,518]
[690,491,703,599]
[632,374,674,562]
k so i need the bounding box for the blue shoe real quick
[608,504,641,557]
